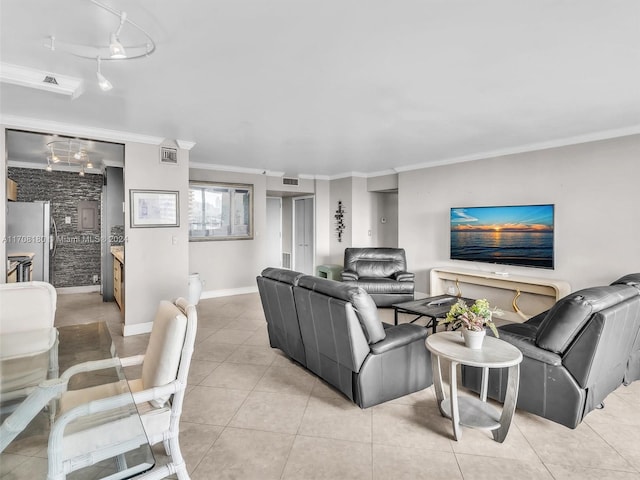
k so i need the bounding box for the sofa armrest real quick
[370,324,427,355]
[341,270,359,281]
[500,332,562,366]
[393,271,415,282]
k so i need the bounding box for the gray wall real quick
[8,167,103,288]
[399,134,640,294]
[371,192,398,247]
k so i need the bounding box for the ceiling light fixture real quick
[45,0,155,91]
[109,12,128,59]
[45,139,100,176]
[96,57,113,91]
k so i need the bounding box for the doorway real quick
[293,196,314,274]
[265,197,282,268]
[5,129,125,299]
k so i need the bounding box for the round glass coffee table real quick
[426,331,522,443]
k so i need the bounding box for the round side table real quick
[426,331,522,443]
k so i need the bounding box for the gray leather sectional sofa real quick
[462,274,640,429]
[257,267,432,408]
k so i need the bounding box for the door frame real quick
[266,196,283,268]
[292,195,315,274]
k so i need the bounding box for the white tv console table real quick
[429,267,571,323]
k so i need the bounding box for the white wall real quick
[1,129,6,281]
[314,179,331,265]
[371,192,398,247]
[399,134,640,295]
[282,197,293,260]
[189,168,268,296]
[351,176,373,247]
[123,142,190,335]
[329,177,353,264]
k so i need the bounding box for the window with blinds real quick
[188,182,253,241]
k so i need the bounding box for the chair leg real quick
[168,433,189,479]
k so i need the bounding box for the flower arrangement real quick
[439,298,500,338]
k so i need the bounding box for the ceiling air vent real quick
[282,177,299,186]
[43,75,59,85]
[160,146,178,164]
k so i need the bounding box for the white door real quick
[266,197,282,267]
[293,197,314,274]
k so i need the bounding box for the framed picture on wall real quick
[130,190,179,228]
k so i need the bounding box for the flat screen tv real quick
[450,204,554,269]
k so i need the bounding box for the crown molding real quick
[189,161,284,177]
[394,125,640,173]
[175,139,196,150]
[8,159,102,174]
[0,62,85,99]
[0,114,167,145]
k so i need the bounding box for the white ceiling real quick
[1,0,639,178]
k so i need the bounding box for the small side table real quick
[315,264,343,281]
[426,331,522,443]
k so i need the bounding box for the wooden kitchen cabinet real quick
[113,258,124,311]
[7,178,17,201]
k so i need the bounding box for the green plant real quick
[439,298,500,338]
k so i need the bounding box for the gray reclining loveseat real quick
[462,278,640,428]
[257,267,432,408]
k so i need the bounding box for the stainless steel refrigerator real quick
[6,201,52,282]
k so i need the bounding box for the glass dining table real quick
[0,322,154,479]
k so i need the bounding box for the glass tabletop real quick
[0,322,154,479]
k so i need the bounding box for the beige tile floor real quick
[2,291,640,480]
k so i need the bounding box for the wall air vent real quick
[282,177,299,186]
[160,146,178,165]
[43,75,59,85]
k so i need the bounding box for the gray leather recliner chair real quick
[341,248,415,307]
[462,283,640,428]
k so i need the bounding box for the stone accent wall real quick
[8,167,103,288]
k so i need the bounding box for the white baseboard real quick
[200,286,259,300]
[56,285,101,295]
[123,321,153,337]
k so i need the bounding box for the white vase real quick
[188,273,202,306]
[462,328,486,349]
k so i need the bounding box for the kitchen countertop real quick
[110,246,124,264]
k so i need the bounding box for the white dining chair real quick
[47,297,197,480]
[0,282,59,423]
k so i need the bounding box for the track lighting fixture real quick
[44,139,100,176]
[96,57,113,91]
[45,0,155,91]
[109,34,126,59]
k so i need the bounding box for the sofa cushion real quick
[611,273,640,289]
[297,276,385,344]
[352,259,404,279]
[141,301,188,407]
[536,285,638,354]
[342,278,414,294]
[343,248,407,278]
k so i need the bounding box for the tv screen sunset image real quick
[450,205,554,268]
